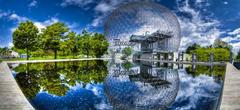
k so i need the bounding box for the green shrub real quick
[192,48,230,62]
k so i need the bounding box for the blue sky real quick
[0,0,240,52]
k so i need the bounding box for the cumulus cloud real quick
[221,28,240,53]
[0,10,10,18]
[9,17,59,42]
[90,0,123,27]
[33,18,59,32]
[88,0,225,52]
[8,42,14,48]
[8,13,81,47]
[176,0,224,51]
[223,1,228,5]
[10,17,80,34]
[228,28,240,35]
[9,13,28,22]
[90,0,161,27]
[61,0,95,9]
[7,13,29,33]
[28,0,37,8]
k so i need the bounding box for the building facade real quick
[130,30,183,61]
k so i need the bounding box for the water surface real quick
[10,60,225,110]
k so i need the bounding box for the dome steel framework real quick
[104,62,180,110]
[104,1,181,52]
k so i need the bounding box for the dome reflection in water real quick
[11,60,224,110]
[104,61,179,110]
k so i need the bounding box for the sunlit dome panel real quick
[104,2,181,52]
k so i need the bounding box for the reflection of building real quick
[104,61,179,110]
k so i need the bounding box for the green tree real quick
[122,47,132,57]
[0,47,3,54]
[60,31,79,57]
[78,31,93,58]
[122,61,133,70]
[42,22,69,59]
[0,47,10,57]
[67,32,79,58]
[92,33,109,58]
[186,43,201,54]
[193,48,230,62]
[213,38,232,50]
[236,49,240,60]
[13,21,39,60]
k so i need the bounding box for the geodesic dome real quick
[104,1,181,52]
[104,66,179,110]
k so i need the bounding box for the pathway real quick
[220,63,240,110]
[0,62,34,110]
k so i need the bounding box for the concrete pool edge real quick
[220,63,240,110]
[0,62,34,110]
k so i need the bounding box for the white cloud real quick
[33,18,59,32]
[8,13,29,33]
[10,27,17,33]
[230,42,240,53]
[90,0,225,51]
[220,28,240,53]
[8,42,14,48]
[10,16,81,34]
[89,0,163,28]
[89,0,122,27]
[0,11,10,18]
[61,0,94,8]
[177,0,224,51]
[223,1,228,5]
[8,14,56,34]
[28,0,37,8]
[9,13,28,22]
[228,28,240,35]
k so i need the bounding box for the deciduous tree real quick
[41,22,69,59]
[92,33,109,58]
[13,21,39,60]
[186,43,201,54]
[78,31,92,58]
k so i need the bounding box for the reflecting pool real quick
[10,60,225,110]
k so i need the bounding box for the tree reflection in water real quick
[185,65,225,83]
[14,60,108,98]
[11,61,225,110]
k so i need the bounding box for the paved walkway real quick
[0,62,34,110]
[220,63,240,110]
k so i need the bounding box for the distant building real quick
[9,50,19,58]
[130,30,183,61]
[20,54,27,59]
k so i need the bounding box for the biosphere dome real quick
[104,64,179,110]
[104,2,181,52]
